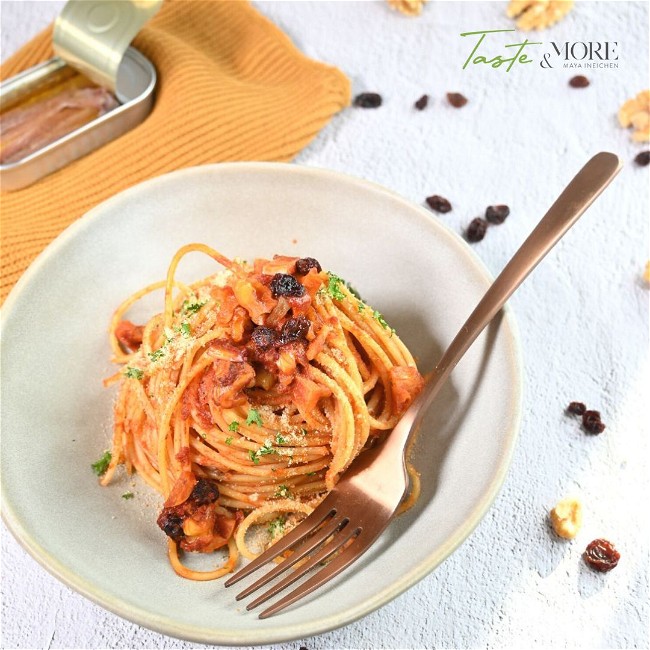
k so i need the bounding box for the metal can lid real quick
[53,0,162,96]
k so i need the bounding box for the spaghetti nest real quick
[102,244,424,580]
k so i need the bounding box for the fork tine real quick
[258,532,370,619]
[246,524,360,612]
[235,513,349,600]
[224,498,337,588]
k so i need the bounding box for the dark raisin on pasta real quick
[270,273,305,298]
[157,512,184,541]
[188,479,220,506]
[295,257,322,275]
[251,326,276,350]
[279,316,310,345]
[156,479,220,542]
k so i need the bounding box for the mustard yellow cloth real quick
[0,0,350,303]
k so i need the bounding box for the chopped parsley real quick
[357,300,366,313]
[306,472,317,477]
[122,491,134,500]
[372,310,395,336]
[183,300,205,314]
[178,322,191,338]
[275,433,287,445]
[248,441,276,464]
[274,485,292,499]
[228,421,240,432]
[124,367,143,380]
[267,516,286,538]
[148,348,165,362]
[300,428,308,436]
[319,273,362,302]
[91,451,111,476]
[257,442,276,457]
[324,272,346,301]
[225,436,233,445]
[246,408,263,427]
[372,310,387,328]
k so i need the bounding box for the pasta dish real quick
[101,244,423,580]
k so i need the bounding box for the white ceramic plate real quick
[1,163,522,645]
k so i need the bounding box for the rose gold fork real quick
[225,152,622,618]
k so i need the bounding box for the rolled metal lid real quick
[53,0,162,96]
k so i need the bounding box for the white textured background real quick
[1,2,649,649]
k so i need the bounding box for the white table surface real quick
[1,2,649,649]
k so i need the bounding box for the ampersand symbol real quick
[540,52,553,68]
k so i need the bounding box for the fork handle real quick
[396,152,622,447]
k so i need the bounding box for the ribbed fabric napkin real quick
[0,0,350,303]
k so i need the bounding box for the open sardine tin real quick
[0,0,161,191]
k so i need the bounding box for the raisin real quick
[569,75,590,88]
[567,401,587,416]
[426,195,452,213]
[270,273,305,298]
[447,92,468,108]
[466,218,488,243]
[188,479,219,506]
[485,204,510,224]
[354,93,382,108]
[156,511,184,541]
[582,410,606,434]
[251,326,276,350]
[634,150,650,167]
[278,316,310,345]
[414,94,429,110]
[295,257,322,275]
[583,539,620,572]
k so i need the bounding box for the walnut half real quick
[550,496,583,539]
[507,0,574,31]
[387,0,427,17]
[618,90,650,142]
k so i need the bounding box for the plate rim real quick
[1,162,523,645]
